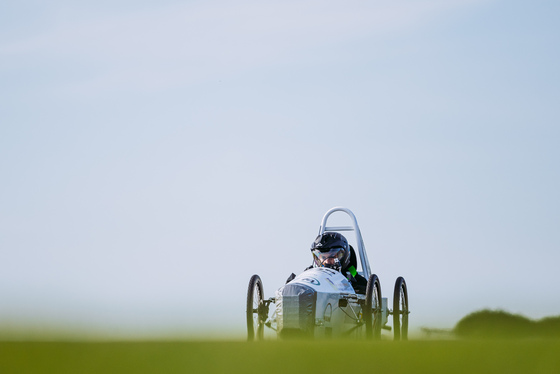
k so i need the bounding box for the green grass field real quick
[1,339,560,374]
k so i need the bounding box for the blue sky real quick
[1,0,559,337]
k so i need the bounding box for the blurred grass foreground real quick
[1,310,560,373]
[1,340,560,374]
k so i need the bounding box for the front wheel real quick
[364,274,382,340]
[393,276,409,340]
[246,274,265,341]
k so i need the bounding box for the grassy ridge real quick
[455,310,560,338]
[1,340,560,374]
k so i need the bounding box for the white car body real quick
[273,267,388,338]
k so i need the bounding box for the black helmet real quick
[310,232,350,271]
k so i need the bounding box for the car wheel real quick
[393,276,409,341]
[364,274,382,340]
[246,274,265,341]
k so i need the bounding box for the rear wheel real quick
[393,276,409,340]
[246,274,265,341]
[364,274,382,340]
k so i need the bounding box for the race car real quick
[246,206,409,340]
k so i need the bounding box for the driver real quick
[309,232,368,294]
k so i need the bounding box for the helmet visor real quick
[313,247,346,268]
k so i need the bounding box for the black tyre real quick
[364,274,382,340]
[393,276,409,341]
[246,274,265,341]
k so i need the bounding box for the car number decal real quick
[299,277,320,286]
